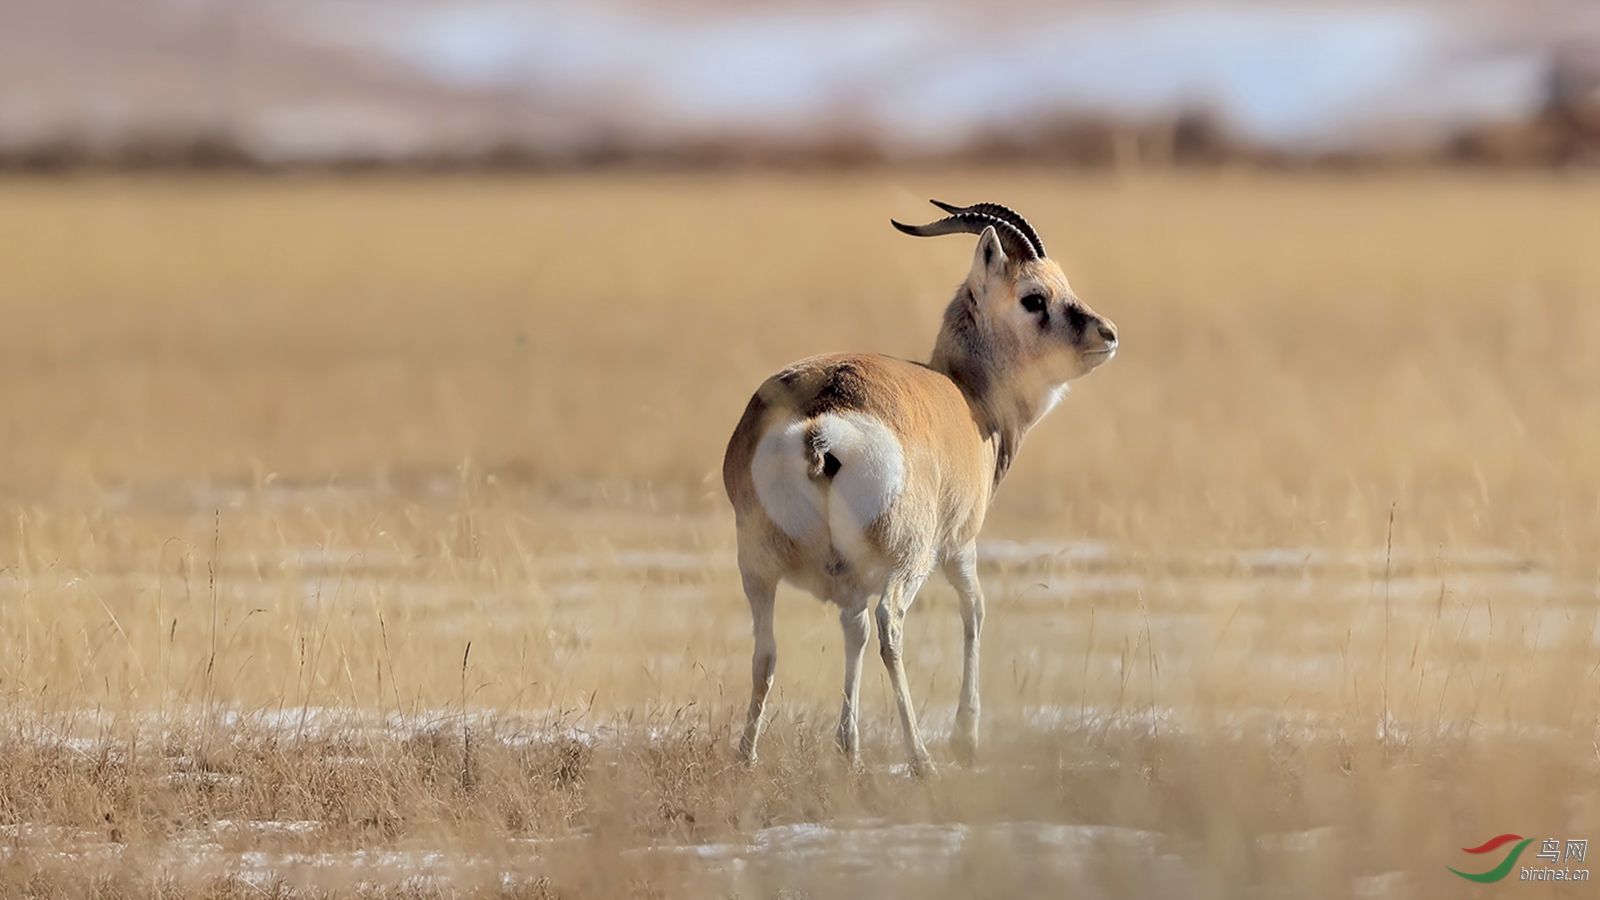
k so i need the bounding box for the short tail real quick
[803,422,842,480]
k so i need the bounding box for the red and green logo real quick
[1449,834,1534,883]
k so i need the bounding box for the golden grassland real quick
[0,170,1597,897]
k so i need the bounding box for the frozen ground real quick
[3,476,1595,896]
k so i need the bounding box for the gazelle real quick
[722,200,1118,774]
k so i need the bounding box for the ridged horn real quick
[890,210,1039,262]
[929,200,1046,258]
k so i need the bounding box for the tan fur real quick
[723,214,1117,774]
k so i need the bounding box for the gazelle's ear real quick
[968,225,1008,287]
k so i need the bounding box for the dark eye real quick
[1020,293,1047,314]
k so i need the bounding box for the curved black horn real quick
[890,212,1039,262]
[929,200,1046,258]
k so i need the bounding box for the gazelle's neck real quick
[929,290,1059,491]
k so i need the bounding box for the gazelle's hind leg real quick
[835,596,871,767]
[737,568,778,764]
[941,542,985,767]
[876,567,933,776]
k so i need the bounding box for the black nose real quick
[1097,322,1117,343]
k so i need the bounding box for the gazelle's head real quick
[895,200,1118,399]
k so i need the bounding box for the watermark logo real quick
[1449,835,1588,883]
[1448,834,1532,883]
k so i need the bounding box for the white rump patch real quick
[812,412,904,542]
[750,412,905,559]
[751,419,827,544]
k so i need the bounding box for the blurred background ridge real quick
[3,0,1600,169]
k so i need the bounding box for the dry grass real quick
[0,170,1597,897]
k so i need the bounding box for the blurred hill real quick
[2,0,1598,169]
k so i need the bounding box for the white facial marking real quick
[1036,383,1069,417]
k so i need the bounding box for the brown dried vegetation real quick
[0,172,1596,897]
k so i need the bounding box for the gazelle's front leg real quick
[737,570,778,764]
[941,543,985,767]
[836,600,871,766]
[876,569,932,776]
